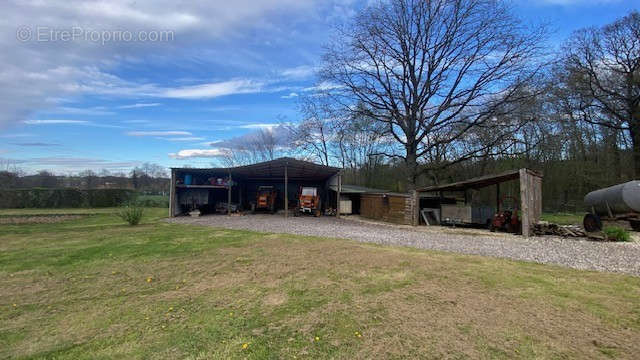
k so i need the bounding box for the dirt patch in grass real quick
[0,215,86,224]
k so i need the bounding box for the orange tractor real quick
[251,186,277,214]
[295,186,322,217]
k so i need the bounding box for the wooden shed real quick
[416,169,543,237]
[359,192,415,225]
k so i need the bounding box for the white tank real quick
[584,180,640,216]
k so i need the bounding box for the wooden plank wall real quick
[360,194,411,225]
[519,169,543,237]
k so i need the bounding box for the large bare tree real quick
[320,0,546,189]
[562,11,640,175]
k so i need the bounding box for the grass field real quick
[1,209,639,359]
[540,212,585,225]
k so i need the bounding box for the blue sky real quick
[0,0,638,174]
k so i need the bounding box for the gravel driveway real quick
[168,214,640,276]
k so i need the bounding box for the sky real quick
[0,0,638,174]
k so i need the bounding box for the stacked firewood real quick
[532,222,610,240]
[531,222,587,237]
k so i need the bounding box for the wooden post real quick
[336,172,342,218]
[169,169,176,217]
[284,162,288,218]
[496,183,501,212]
[411,190,419,226]
[519,169,530,237]
[228,171,232,216]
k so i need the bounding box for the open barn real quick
[416,169,543,237]
[169,157,342,217]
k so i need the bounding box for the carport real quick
[169,157,342,218]
[415,169,543,236]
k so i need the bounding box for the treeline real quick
[0,163,170,194]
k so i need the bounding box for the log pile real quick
[531,221,608,240]
[532,222,586,237]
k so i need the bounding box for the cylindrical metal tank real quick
[584,180,640,216]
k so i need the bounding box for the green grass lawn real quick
[1,209,639,359]
[540,212,585,225]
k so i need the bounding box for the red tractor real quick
[251,186,277,214]
[489,195,521,234]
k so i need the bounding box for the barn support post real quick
[336,172,342,218]
[227,171,232,216]
[284,162,288,218]
[496,183,501,212]
[519,169,542,237]
[411,190,419,226]
[169,169,176,217]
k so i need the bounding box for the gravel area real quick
[168,214,640,276]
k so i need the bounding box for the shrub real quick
[117,204,145,226]
[603,226,631,242]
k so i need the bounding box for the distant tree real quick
[319,0,546,189]
[78,170,97,189]
[562,10,640,175]
[36,170,59,188]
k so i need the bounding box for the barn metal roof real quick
[417,168,542,193]
[172,157,341,181]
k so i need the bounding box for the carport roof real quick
[172,157,341,181]
[417,169,542,193]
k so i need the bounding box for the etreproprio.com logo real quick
[17,26,174,44]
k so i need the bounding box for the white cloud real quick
[158,136,205,142]
[127,130,192,136]
[118,103,162,109]
[281,65,317,79]
[23,119,123,128]
[169,148,228,159]
[302,81,342,92]
[47,106,115,115]
[281,92,299,99]
[23,119,90,125]
[0,0,326,129]
[22,157,142,172]
[238,123,280,129]
[161,79,264,99]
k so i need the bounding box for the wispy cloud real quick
[281,92,299,99]
[118,103,162,109]
[24,119,90,125]
[158,137,205,142]
[169,148,227,159]
[161,79,264,99]
[238,123,281,129]
[47,106,115,116]
[11,142,61,147]
[127,130,192,136]
[23,119,123,128]
[281,65,317,79]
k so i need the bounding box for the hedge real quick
[0,188,137,208]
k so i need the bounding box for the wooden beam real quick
[496,183,501,212]
[169,169,176,217]
[284,161,288,218]
[336,172,342,218]
[520,169,531,237]
[228,171,232,216]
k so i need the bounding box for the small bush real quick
[603,226,631,242]
[117,204,145,225]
